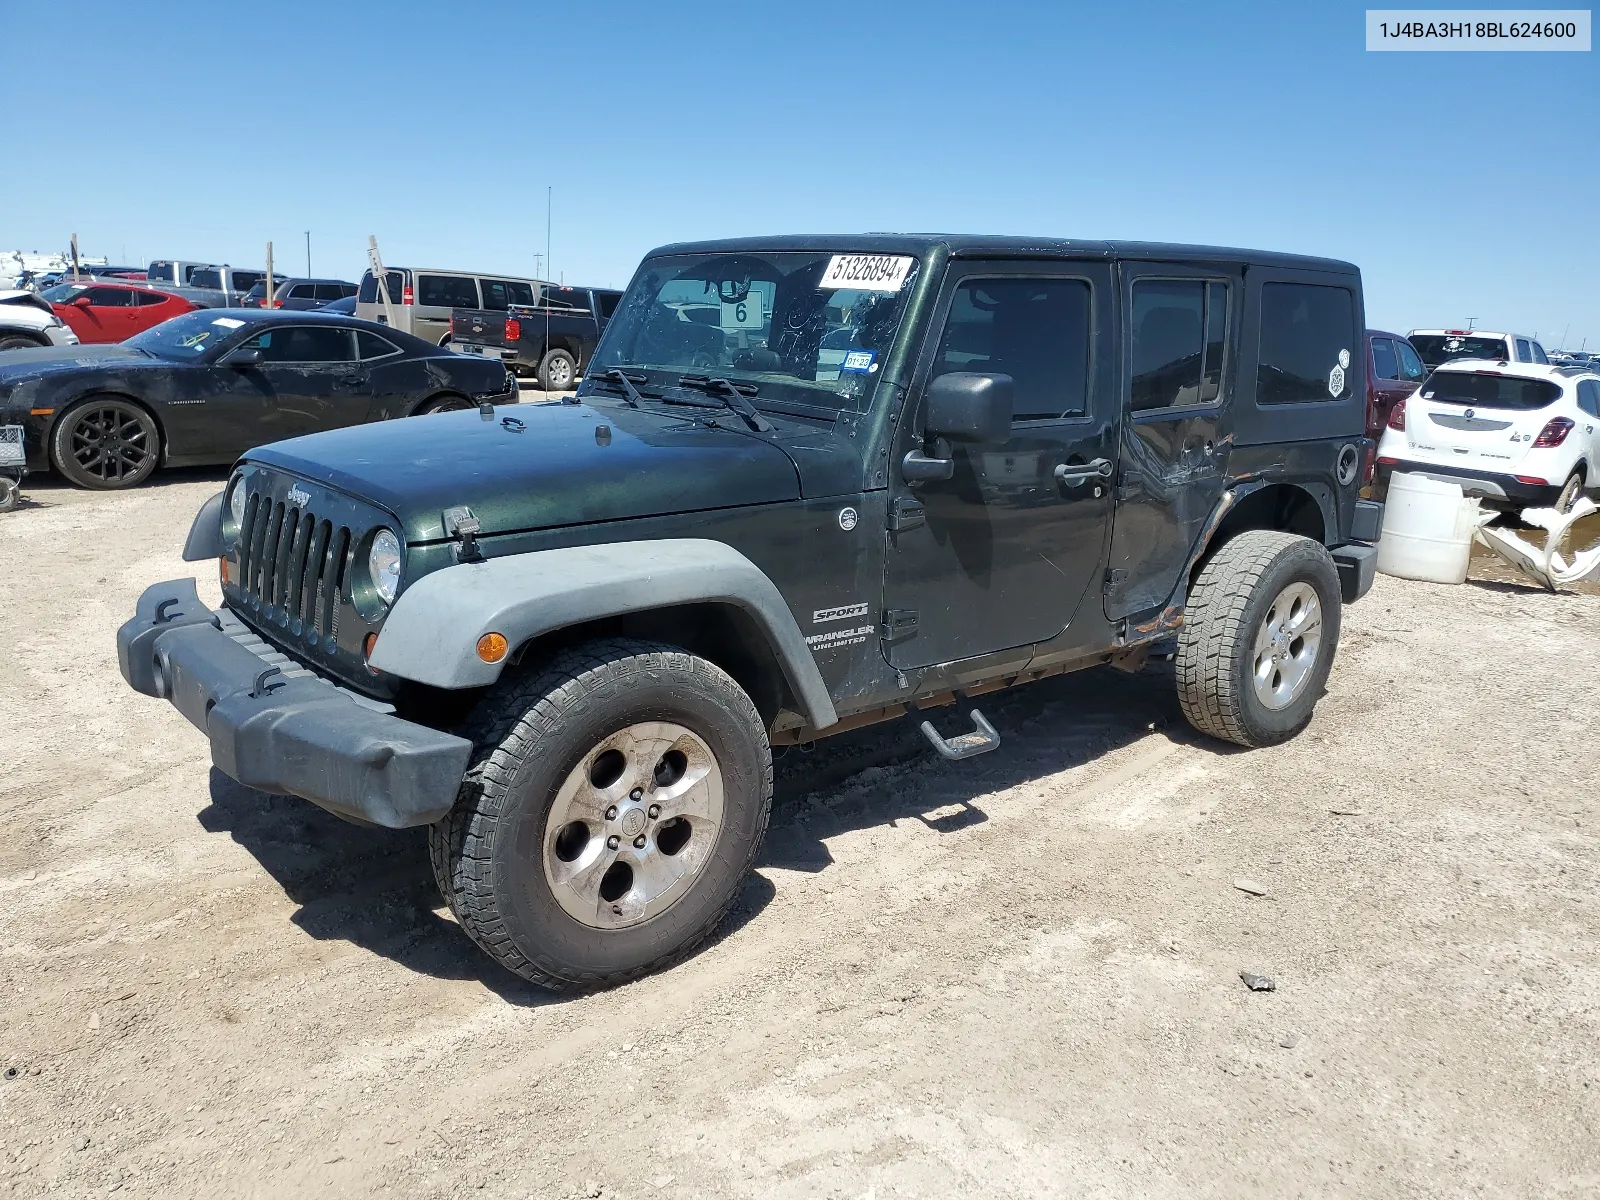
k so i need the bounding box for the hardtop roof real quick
[645,233,1358,274]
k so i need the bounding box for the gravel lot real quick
[2,470,1597,1199]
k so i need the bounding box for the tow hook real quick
[919,709,1002,761]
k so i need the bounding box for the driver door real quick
[880,262,1118,671]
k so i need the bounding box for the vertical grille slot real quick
[285,511,315,630]
[257,501,286,608]
[300,520,331,634]
[318,526,350,643]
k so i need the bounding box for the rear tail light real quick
[505,318,521,342]
[1388,398,1406,431]
[270,299,282,309]
[1532,417,1574,448]
[401,286,414,305]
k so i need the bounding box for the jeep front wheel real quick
[430,639,772,991]
[1176,530,1342,748]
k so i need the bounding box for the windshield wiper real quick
[676,375,774,432]
[589,368,648,408]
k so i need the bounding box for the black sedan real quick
[0,309,517,489]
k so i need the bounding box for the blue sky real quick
[4,1,1596,346]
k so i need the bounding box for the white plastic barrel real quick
[1376,472,1482,584]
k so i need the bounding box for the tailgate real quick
[450,308,508,347]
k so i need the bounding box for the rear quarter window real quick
[1256,283,1357,405]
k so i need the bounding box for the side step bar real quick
[919,709,1001,761]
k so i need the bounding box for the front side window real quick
[936,277,1091,421]
[289,284,317,300]
[1256,283,1357,405]
[416,274,479,308]
[83,286,134,307]
[1371,337,1399,380]
[232,271,265,291]
[1531,342,1550,364]
[591,251,922,413]
[1397,339,1427,381]
[242,326,357,363]
[1515,338,1533,362]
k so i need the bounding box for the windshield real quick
[1410,334,1510,368]
[40,283,90,302]
[126,311,247,359]
[588,251,922,412]
[1420,370,1562,411]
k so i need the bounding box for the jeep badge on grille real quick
[287,485,311,507]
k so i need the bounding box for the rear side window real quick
[232,271,264,291]
[289,284,317,300]
[417,274,479,308]
[243,326,357,363]
[358,270,407,304]
[934,276,1091,422]
[357,331,400,360]
[1256,283,1357,405]
[313,284,345,302]
[1515,338,1532,362]
[1371,337,1399,380]
[189,269,223,289]
[1420,370,1562,411]
[597,291,622,320]
[132,290,168,307]
[1129,280,1228,410]
[1531,342,1550,364]
[1575,379,1600,417]
[1396,340,1427,381]
[481,279,537,310]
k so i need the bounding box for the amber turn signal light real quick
[363,632,379,658]
[476,632,508,663]
[218,556,231,585]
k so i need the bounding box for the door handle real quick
[338,375,367,387]
[1053,458,1113,486]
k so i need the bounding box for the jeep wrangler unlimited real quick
[118,235,1382,991]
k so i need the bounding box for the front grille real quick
[235,493,354,649]
[221,465,395,696]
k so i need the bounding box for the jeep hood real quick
[247,400,804,543]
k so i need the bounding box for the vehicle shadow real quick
[15,463,231,507]
[198,769,777,1005]
[196,661,1192,999]
[760,661,1196,873]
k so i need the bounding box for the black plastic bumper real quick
[1331,543,1378,603]
[117,579,472,828]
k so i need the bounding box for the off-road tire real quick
[1556,470,1584,515]
[0,334,44,351]
[429,638,772,992]
[537,349,576,392]
[1177,530,1342,749]
[50,396,161,490]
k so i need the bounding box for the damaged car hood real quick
[246,399,804,543]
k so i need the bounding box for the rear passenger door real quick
[1104,264,1235,619]
[1368,336,1413,438]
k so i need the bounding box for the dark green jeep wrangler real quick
[119,235,1382,990]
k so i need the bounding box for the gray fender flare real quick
[182,491,226,562]
[368,539,839,730]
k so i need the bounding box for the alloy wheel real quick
[1251,581,1323,710]
[68,404,153,484]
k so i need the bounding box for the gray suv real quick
[240,278,359,310]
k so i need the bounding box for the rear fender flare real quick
[368,539,839,729]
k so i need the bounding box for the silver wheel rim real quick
[1251,581,1323,711]
[542,721,724,930]
[549,358,572,387]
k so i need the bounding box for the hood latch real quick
[442,505,484,563]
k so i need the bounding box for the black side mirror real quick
[902,372,1013,483]
[221,347,263,367]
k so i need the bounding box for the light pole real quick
[305,231,311,277]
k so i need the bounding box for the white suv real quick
[0,290,80,350]
[1408,328,1549,371]
[1377,360,1600,511]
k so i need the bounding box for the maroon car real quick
[1365,329,1428,438]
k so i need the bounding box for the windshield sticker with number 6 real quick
[818,254,915,292]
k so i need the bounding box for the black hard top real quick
[648,233,1357,275]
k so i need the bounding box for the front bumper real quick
[117,578,472,828]
[45,323,79,346]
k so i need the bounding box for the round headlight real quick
[368,529,402,605]
[226,475,247,532]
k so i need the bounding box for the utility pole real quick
[265,242,275,309]
[70,233,80,282]
[305,231,311,277]
[1465,317,1476,330]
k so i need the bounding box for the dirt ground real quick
[2,469,1597,1200]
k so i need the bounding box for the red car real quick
[1365,328,1429,439]
[37,281,197,344]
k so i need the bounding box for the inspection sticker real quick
[212,317,245,329]
[840,350,876,373]
[819,254,914,292]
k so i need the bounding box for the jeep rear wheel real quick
[1176,530,1342,748]
[430,639,772,991]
